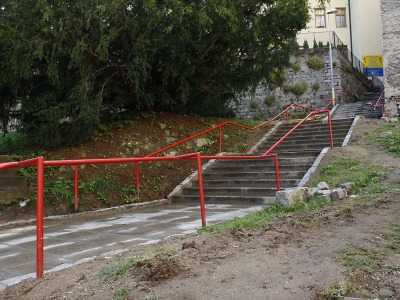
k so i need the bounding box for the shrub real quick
[292,61,301,72]
[265,95,276,107]
[313,38,318,49]
[282,84,292,94]
[318,41,324,48]
[311,82,320,92]
[307,55,325,70]
[303,39,309,49]
[291,82,308,96]
[250,100,259,109]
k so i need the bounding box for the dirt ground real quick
[2,118,400,300]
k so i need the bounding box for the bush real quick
[313,38,318,49]
[265,95,276,107]
[311,82,320,92]
[282,84,292,94]
[303,39,309,49]
[318,41,324,48]
[291,82,308,96]
[292,61,301,72]
[307,55,325,70]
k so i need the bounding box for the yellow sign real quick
[362,55,383,68]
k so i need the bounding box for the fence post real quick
[196,153,206,227]
[326,111,334,148]
[36,157,44,278]
[272,154,281,191]
[74,165,79,211]
[135,162,140,201]
[219,125,223,153]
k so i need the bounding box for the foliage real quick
[318,41,324,48]
[311,82,320,92]
[99,253,154,282]
[315,157,389,194]
[264,95,276,107]
[198,195,330,233]
[291,82,308,96]
[303,39,309,49]
[313,38,318,49]
[307,55,325,70]
[291,61,301,72]
[0,0,309,147]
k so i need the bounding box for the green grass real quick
[99,253,154,282]
[313,157,389,194]
[198,196,330,233]
[341,246,378,276]
[365,121,400,155]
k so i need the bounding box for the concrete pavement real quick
[0,202,263,290]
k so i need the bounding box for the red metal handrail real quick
[367,90,385,117]
[0,153,208,278]
[0,157,45,278]
[264,110,333,155]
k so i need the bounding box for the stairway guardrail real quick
[366,90,385,116]
[264,110,334,155]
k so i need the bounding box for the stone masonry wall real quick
[381,0,400,117]
[234,48,342,120]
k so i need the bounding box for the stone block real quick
[317,189,332,199]
[339,182,355,193]
[276,187,308,206]
[196,138,210,148]
[331,188,347,201]
[307,188,318,198]
[317,181,330,190]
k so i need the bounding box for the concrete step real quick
[180,187,277,197]
[0,187,34,205]
[191,178,299,188]
[202,170,306,180]
[209,157,316,166]
[206,163,310,173]
[170,194,277,204]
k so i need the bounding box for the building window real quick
[335,8,346,27]
[315,8,326,28]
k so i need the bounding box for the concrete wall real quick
[234,48,342,120]
[381,0,400,108]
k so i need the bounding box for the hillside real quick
[0,112,268,224]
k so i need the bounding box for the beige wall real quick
[351,0,383,63]
[297,0,350,49]
[381,0,400,102]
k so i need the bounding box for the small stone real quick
[307,188,318,198]
[276,187,308,206]
[317,181,330,190]
[339,182,355,193]
[331,188,347,201]
[317,189,332,199]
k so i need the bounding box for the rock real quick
[307,188,318,198]
[196,138,210,148]
[276,187,308,206]
[331,188,347,201]
[317,189,332,199]
[339,182,355,193]
[317,181,330,190]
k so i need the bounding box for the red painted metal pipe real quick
[196,153,206,227]
[74,165,79,211]
[272,154,281,191]
[219,125,223,153]
[36,157,44,278]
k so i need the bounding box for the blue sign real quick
[364,68,384,77]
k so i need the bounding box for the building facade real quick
[298,0,384,78]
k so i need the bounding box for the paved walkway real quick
[0,202,263,290]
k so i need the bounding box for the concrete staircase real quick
[170,118,354,204]
[333,91,384,120]
[0,155,33,205]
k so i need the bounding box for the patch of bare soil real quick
[2,118,400,300]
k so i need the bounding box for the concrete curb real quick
[297,147,330,187]
[342,115,360,147]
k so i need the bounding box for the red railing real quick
[367,90,385,116]
[0,153,209,278]
[264,109,334,155]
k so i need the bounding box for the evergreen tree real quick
[0,0,309,147]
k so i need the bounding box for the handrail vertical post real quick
[135,162,140,201]
[286,109,289,124]
[272,154,281,191]
[196,153,206,227]
[219,125,223,153]
[327,111,334,148]
[74,165,79,211]
[36,157,44,278]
